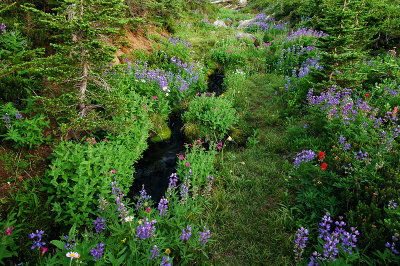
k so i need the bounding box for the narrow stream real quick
[128,113,185,204]
[129,69,225,204]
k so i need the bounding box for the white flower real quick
[162,86,168,91]
[166,93,169,96]
[66,252,80,259]
[124,216,134,222]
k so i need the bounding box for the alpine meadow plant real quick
[0,102,50,148]
[40,170,213,265]
[183,95,238,141]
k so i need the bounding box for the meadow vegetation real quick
[1,0,400,265]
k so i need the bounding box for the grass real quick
[206,73,297,265]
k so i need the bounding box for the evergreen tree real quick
[317,0,376,87]
[24,0,129,115]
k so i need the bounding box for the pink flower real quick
[6,226,13,236]
[146,208,151,213]
[179,155,185,160]
[394,107,398,115]
[111,169,116,174]
[186,162,190,167]
[153,96,158,99]
[41,247,48,256]
[103,139,108,142]
[133,116,136,119]
[142,104,146,108]
[217,146,222,151]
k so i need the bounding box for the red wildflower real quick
[320,163,327,172]
[318,151,325,160]
[365,93,370,98]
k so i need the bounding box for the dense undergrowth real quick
[1,0,400,265]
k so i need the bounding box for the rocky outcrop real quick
[213,20,228,28]
[237,19,252,30]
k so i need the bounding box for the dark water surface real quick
[129,69,225,203]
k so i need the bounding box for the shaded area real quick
[128,114,185,204]
[208,69,225,96]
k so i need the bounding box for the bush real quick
[183,95,238,141]
[0,102,50,148]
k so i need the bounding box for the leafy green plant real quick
[1,102,50,148]
[183,95,238,141]
[0,213,20,264]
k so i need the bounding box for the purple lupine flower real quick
[388,200,398,209]
[136,185,152,209]
[179,225,192,241]
[199,226,211,246]
[30,230,46,250]
[2,113,10,128]
[90,243,104,261]
[0,23,5,34]
[293,150,316,168]
[386,234,399,254]
[294,227,309,263]
[136,218,157,242]
[111,177,128,218]
[203,175,214,198]
[311,213,359,264]
[15,111,22,119]
[150,245,160,259]
[160,256,171,266]
[157,197,168,216]
[338,135,346,144]
[94,217,105,234]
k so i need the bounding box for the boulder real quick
[238,0,247,7]
[235,32,257,42]
[237,19,252,30]
[213,20,228,28]
[235,32,259,47]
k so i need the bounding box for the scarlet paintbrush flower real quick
[320,163,327,172]
[318,151,325,160]
[365,93,370,98]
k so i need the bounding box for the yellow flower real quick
[121,238,126,243]
[165,248,171,255]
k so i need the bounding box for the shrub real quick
[1,102,50,148]
[183,95,238,141]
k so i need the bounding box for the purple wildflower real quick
[90,243,105,261]
[199,226,211,246]
[94,217,105,234]
[160,256,171,266]
[150,245,160,260]
[179,225,192,241]
[158,197,168,216]
[136,218,157,242]
[293,150,316,168]
[294,227,309,263]
[30,230,46,250]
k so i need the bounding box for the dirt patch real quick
[112,26,169,64]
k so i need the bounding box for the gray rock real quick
[210,0,230,3]
[237,19,252,30]
[238,0,247,7]
[213,20,228,28]
[235,32,259,47]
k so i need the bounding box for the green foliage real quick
[177,141,217,188]
[46,139,143,227]
[0,102,50,148]
[22,0,130,103]
[0,214,20,264]
[183,95,238,141]
[43,169,213,264]
[0,25,44,102]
